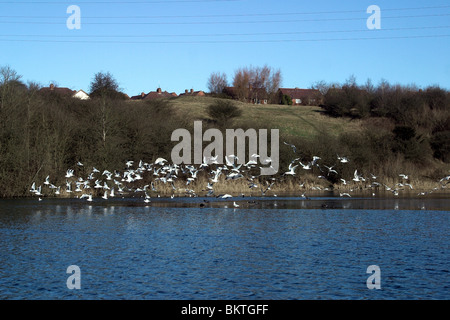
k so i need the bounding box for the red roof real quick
[39,84,76,96]
[179,89,205,96]
[144,91,176,100]
[131,88,177,100]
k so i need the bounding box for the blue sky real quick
[0,0,449,96]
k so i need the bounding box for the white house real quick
[73,90,90,100]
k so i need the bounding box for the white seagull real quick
[65,169,74,178]
[337,155,349,163]
[299,161,312,170]
[284,163,298,175]
[155,158,167,166]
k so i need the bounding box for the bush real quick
[207,99,242,128]
[430,131,450,162]
[280,94,292,105]
[392,125,431,163]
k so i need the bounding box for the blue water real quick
[0,197,448,300]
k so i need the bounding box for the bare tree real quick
[232,65,282,103]
[207,72,228,95]
[0,65,23,110]
[232,66,251,101]
[310,80,333,95]
[264,66,282,103]
[88,72,124,161]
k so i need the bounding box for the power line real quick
[0,5,449,18]
[0,13,449,25]
[1,26,449,38]
[0,34,448,44]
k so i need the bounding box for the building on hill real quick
[179,88,206,97]
[39,84,91,100]
[73,89,90,100]
[130,88,178,100]
[39,83,75,96]
[277,88,323,105]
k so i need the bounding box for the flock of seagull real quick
[29,142,449,204]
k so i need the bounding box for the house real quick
[179,88,206,97]
[130,88,178,100]
[278,88,322,105]
[39,83,76,97]
[73,89,90,100]
[222,86,269,104]
[39,84,91,100]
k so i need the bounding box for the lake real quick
[0,195,448,300]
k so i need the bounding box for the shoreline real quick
[3,192,450,212]
[6,186,448,200]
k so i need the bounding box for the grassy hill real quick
[168,96,363,139]
[154,95,449,194]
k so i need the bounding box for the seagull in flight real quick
[125,161,134,168]
[34,185,42,196]
[337,155,349,163]
[155,158,167,166]
[283,142,296,153]
[353,170,363,182]
[311,156,321,165]
[65,180,72,193]
[65,169,74,178]
[299,161,311,170]
[284,162,298,176]
[324,165,338,175]
[80,194,93,202]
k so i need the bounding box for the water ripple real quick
[0,198,448,299]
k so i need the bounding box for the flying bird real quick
[283,142,296,153]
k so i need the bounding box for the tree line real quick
[0,66,183,197]
[313,76,450,163]
[0,65,448,197]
